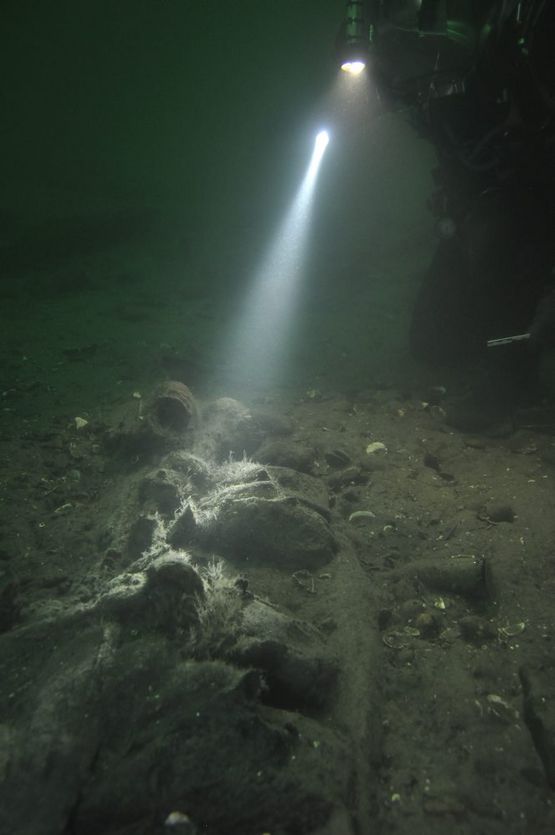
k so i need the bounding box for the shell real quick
[366,441,387,455]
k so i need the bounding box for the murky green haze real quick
[0,0,435,417]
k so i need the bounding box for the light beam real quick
[223,130,331,390]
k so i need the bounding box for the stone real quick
[146,553,204,598]
[139,468,183,517]
[127,515,157,558]
[167,504,198,549]
[202,494,336,570]
[256,439,316,474]
[459,615,497,644]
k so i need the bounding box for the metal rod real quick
[487,332,531,347]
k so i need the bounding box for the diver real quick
[349,0,555,429]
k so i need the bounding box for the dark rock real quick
[95,571,148,619]
[251,410,294,437]
[423,451,441,471]
[146,553,204,597]
[256,439,316,474]
[67,655,347,835]
[139,468,182,516]
[102,394,196,461]
[377,609,393,631]
[167,503,197,548]
[269,466,330,516]
[201,491,337,570]
[398,599,428,622]
[236,638,336,710]
[520,666,555,787]
[445,389,512,432]
[327,466,367,490]
[231,600,336,710]
[324,449,352,468]
[127,515,157,558]
[414,611,441,638]
[95,553,204,632]
[395,555,492,600]
[0,624,107,835]
[485,503,515,523]
[0,581,22,632]
[459,615,497,644]
[0,596,352,835]
[161,450,213,490]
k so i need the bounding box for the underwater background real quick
[1,0,435,423]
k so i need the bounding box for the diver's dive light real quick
[338,0,372,74]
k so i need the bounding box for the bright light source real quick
[341,60,366,75]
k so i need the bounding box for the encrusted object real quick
[146,381,198,435]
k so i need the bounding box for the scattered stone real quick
[250,409,294,437]
[139,468,183,517]
[327,466,367,490]
[146,553,203,597]
[395,555,492,600]
[161,450,213,490]
[0,581,22,633]
[95,571,149,619]
[463,436,486,449]
[459,615,497,644]
[95,554,204,632]
[256,439,316,473]
[269,466,330,515]
[520,667,555,787]
[423,451,441,471]
[167,503,197,549]
[201,492,337,570]
[127,515,157,559]
[232,599,337,710]
[325,448,351,468]
[414,610,441,638]
[485,503,515,523]
[377,609,394,631]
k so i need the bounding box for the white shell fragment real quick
[74,417,88,430]
[498,622,526,638]
[348,510,376,523]
[366,441,387,455]
[164,810,195,829]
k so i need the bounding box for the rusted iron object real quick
[146,381,198,434]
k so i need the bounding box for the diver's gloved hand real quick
[529,288,555,349]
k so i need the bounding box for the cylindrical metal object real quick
[147,381,198,435]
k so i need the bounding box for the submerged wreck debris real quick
[0,384,371,835]
[146,380,199,435]
[3,381,555,835]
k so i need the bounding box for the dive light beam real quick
[225,130,331,388]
